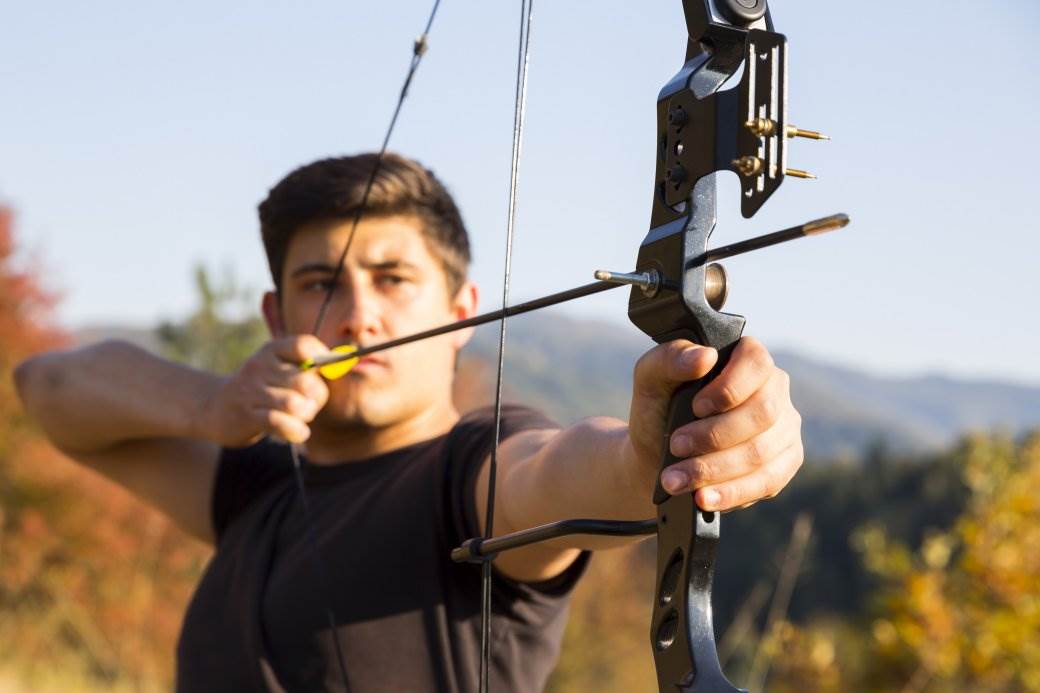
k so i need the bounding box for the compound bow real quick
[297,1,848,691]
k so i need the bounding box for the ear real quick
[449,280,479,350]
[261,291,286,337]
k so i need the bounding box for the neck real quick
[303,400,460,464]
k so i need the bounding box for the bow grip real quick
[648,335,746,693]
[652,340,736,505]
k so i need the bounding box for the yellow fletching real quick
[301,344,359,381]
[320,344,359,380]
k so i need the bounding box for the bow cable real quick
[285,1,442,689]
[480,1,535,690]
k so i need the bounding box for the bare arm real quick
[475,418,645,582]
[477,337,804,582]
[14,340,224,542]
[13,336,330,544]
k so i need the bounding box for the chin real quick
[317,394,397,431]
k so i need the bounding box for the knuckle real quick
[740,335,769,362]
[286,393,309,419]
[747,338,774,370]
[791,444,805,473]
[633,348,659,387]
[242,356,263,378]
[289,372,311,394]
[311,380,330,405]
[753,392,780,429]
[705,424,726,452]
[784,439,804,471]
[747,435,771,466]
[715,383,740,411]
[689,458,713,483]
[633,350,652,380]
[758,467,780,499]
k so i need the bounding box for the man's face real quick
[264,214,477,432]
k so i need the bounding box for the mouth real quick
[352,355,387,371]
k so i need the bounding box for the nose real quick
[330,276,380,344]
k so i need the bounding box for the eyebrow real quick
[289,259,420,279]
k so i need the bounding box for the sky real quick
[2,1,1039,385]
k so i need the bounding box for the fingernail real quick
[661,469,689,494]
[671,434,692,458]
[680,347,701,368]
[693,398,716,418]
[701,488,721,509]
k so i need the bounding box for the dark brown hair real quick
[258,152,471,295]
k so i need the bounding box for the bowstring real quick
[480,1,535,691]
[286,1,442,689]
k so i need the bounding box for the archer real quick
[14,153,804,691]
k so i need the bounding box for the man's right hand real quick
[200,336,331,448]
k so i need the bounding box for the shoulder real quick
[445,404,558,476]
[451,404,559,447]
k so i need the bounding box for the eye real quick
[303,278,337,293]
[376,274,407,287]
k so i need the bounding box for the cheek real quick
[280,292,326,335]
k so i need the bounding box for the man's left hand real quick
[626,336,803,512]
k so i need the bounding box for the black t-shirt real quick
[176,405,588,692]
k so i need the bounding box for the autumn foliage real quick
[0,207,210,690]
[0,207,66,450]
[753,434,1040,692]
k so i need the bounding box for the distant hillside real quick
[463,313,1040,461]
[74,314,1040,462]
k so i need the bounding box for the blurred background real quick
[1,1,1038,691]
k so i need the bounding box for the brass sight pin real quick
[784,168,817,180]
[744,118,831,141]
[785,125,830,140]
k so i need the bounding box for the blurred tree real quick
[764,432,1040,692]
[0,206,66,453]
[156,264,268,374]
[853,432,1040,691]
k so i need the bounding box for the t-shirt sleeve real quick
[211,438,293,543]
[447,404,591,599]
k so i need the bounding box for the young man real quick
[14,153,804,692]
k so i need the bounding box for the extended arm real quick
[478,336,804,582]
